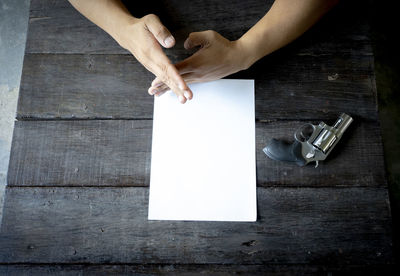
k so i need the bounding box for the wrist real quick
[232,37,258,71]
[110,15,139,50]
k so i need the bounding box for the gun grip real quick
[263,139,307,166]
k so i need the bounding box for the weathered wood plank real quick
[26,0,372,56]
[18,54,154,120]
[17,53,377,120]
[17,55,153,118]
[7,120,385,187]
[0,264,394,275]
[8,120,152,187]
[0,187,392,264]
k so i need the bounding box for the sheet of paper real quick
[148,79,256,222]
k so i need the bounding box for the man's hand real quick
[69,0,338,101]
[118,14,193,103]
[148,30,249,97]
[68,0,192,103]
[148,0,339,97]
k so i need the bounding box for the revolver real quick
[263,113,353,167]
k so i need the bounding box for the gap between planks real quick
[15,117,381,123]
[6,184,387,190]
[4,186,389,190]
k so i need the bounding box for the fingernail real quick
[164,36,175,47]
[149,89,157,95]
[179,95,185,103]
[153,82,163,88]
[184,91,191,100]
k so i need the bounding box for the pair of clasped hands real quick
[69,0,339,104]
[117,14,249,104]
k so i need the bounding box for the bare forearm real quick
[238,0,339,68]
[68,0,136,46]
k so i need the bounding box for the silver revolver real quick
[263,113,353,167]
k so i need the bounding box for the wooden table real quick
[0,0,393,274]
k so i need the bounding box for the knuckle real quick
[189,32,201,40]
[161,75,171,87]
[201,29,215,39]
[143,13,159,23]
[159,63,169,73]
[159,65,172,83]
[147,13,158,20]
[207,30,217,38]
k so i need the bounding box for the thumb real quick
[184,31,210,50]
[144,14,175,48]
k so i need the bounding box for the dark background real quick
[371,0,400,265]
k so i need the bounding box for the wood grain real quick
[8,120,152,187]
[3,0,391,271]
[0,264,395,275]
[0,187,392,264]
[17,53,377,120]
[7,120,385,187]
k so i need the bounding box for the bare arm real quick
[150,0,339,95]
[69,0,193,103]
[238,0,339,69]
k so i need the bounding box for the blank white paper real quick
[148,79,256,222]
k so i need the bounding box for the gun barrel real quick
[333,113,353,137]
